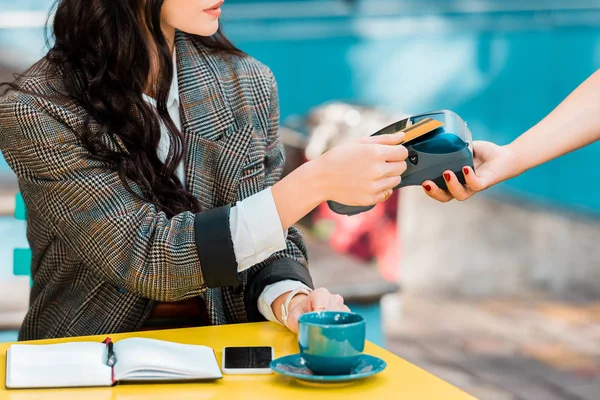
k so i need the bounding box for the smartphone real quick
[222,346,274,375]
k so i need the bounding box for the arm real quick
[424,69,600,202]
[242,70,316,322]
[247,69,408,324]
[507,68,600,176]
[0,96,239,302]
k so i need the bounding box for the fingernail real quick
[424,184,431,192]
[463,167,469,176]
[444,173,451,182]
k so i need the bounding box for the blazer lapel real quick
[175,32,238,208]
[175,32,234,141]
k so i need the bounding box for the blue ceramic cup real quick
[298,311,366,375]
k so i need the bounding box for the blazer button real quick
[117,287,127,294]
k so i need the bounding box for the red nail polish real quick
[444,173,451,182]
[424,185,431,192]
[463,167,469,176]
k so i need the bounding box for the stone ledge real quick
[398,186,600,298]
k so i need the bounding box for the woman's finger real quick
[331,294,344,306]
[422,180,454,202]
[442,171,471,201]
[308,288,331,311]
[377,143,409,162]
[326,302,348,312]
[327,294,347,311]
[375,176,402,192]
[361,132,405,146]
[462,166,488,192]
[383,161,408,177]
[370,188,394,205]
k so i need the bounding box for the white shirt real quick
[143,56,310,323]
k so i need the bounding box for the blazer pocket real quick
[241,159,265,180]
[241,132,267,183]
[182,105,236,143]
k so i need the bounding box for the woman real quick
[423,69,600,201]
[0,0,409,340]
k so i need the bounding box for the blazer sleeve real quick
[0,96,240,302]
[243,70,314,321]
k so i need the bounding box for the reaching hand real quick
[421,141,518,202]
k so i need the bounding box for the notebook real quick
[5,337,222,389]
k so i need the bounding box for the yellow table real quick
[0,322,476,400]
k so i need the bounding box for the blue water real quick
[1,0,600,213]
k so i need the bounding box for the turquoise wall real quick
[1,0,600,212]
[223,1,600,213]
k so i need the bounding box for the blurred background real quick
[0,1,599,398]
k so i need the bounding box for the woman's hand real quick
[282,288,350,333]
[271,133,408,231]
[422,141,520,202]
[315,133,409,206]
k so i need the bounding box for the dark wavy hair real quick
[5,0,243,217]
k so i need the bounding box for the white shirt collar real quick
[142,52,179,109]
[167,51,179,109]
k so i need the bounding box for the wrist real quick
[271,158,329,231]
[271,289,310,325]
[503,142,529,179]
[299,158,331,203]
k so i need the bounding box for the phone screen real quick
[223,346,273,369]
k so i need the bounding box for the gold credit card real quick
[400,118,444,143]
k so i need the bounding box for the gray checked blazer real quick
[0,31,313,340]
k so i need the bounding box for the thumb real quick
[284,298,311,334]
[359,132,405,146]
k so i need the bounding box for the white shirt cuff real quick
[230,187,288,272]
[257,280,312,324]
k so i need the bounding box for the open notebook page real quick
[6,342,112,388]
[113,338,222,381]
